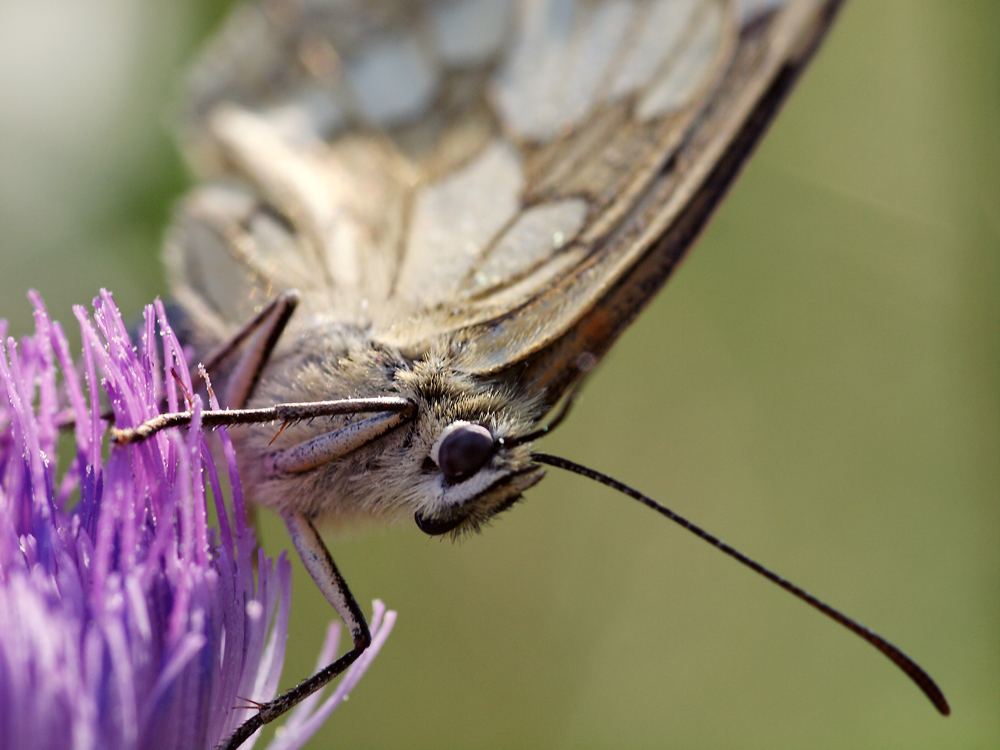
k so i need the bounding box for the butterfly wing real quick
[168,0,843,405]
[430,0,847,404]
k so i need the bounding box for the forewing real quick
[168,0,843,396]
[407,0,847,406]
[376,0,845,407]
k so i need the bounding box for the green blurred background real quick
[1,2,996,748]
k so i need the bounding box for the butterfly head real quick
[412,418,544,536]
[395,357,547,538]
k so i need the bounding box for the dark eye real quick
[433,422,495,481]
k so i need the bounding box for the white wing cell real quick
[433,0,514,65]
[346,33,440,126]
[610,0,701,99]
[637,0,727,119]
[396,140,525,306]
[465,198,588,294]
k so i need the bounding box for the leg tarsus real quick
[219,513,370,750]
[110,395,414,445]
[204,290,300,408]
[220,645,366,750]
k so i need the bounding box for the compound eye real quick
[431,421,495,481]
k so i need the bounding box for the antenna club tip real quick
[936,695,951,717]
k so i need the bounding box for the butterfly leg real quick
[221,512,371,750]
[112,395,415,445]
[265,407,413,475]
[197,289,300,409]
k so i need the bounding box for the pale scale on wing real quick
[394,140,524,306]
[461,244,588,314]
[260,84,346,148]
[461,198,588,297]
[209,106,361,304]
[167,184,286,342]
[492,0,640,141]
[345,32,439,126]
[609,0,701,99]
[178,1,445,168]
[432,0,513,65]
[544,1,637,136]
[491,0,577,142]
[638,1,726,119]
[171,102,413,332]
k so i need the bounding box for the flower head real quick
[0,291,394,750]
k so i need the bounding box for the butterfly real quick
[112,1,949,746]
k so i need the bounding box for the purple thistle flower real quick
[0,290,395,750]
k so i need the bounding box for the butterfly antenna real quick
[531,452,951,717]
[501,371,592,448]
